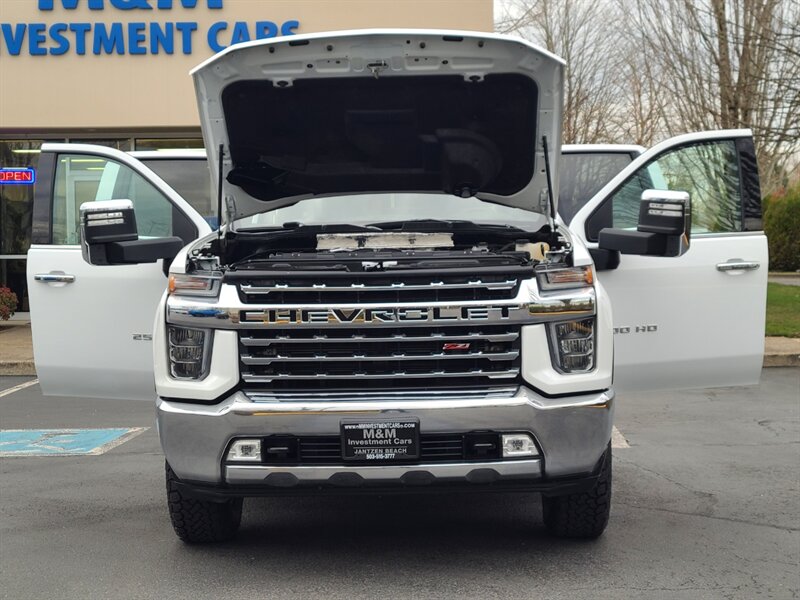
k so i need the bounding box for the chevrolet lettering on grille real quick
[241,305,522,326]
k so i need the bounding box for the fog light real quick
[227,439,262,462]
[501,434,538,458]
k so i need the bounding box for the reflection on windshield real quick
[140,158,215,225]
[234,193,547,230]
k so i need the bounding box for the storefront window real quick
[135,138,204,150]
[0,135,203,313]
[66,139,132,151]
[0,139,61,313]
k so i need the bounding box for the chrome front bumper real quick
[157,385,614,491]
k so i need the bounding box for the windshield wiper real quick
[234,222,380,235]
[368,219,527,232]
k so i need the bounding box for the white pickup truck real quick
[26,30,767,543]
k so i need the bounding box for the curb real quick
[763,354,800,368]
[0,361,36,376]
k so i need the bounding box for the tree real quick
[623,0,800,193]
[496,0,625,144]
[496,0,800,192]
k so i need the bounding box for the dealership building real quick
[0,0,493,316]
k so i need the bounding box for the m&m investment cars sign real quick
[0,0,299,56]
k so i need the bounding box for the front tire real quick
[542,444,612,539]
[165,462,243,543]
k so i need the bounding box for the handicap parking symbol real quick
[0,428,147,456]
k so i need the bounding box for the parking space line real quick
[612,426,630,448]
[0,378,39,398]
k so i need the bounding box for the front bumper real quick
[157,385,614,495]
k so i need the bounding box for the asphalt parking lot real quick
[1,369,798,600]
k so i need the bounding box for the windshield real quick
[234,193,548,230]
[558,152,633,223]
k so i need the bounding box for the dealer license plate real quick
[341,419,420,461]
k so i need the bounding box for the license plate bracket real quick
[341,418,420,462]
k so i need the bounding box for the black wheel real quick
[165,462,243,543]
[542,444,612,539]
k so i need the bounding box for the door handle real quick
[716,261,760,272]
[34,273,76,283]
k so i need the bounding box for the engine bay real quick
[190,221,570,276]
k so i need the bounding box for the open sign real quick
[0,168,36,184]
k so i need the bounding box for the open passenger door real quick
[570,130,767,392]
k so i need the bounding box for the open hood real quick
[191,29,564,222]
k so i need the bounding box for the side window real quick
[587,140,743,240]
[52,154,174,245]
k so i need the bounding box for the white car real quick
[27,30,767,543]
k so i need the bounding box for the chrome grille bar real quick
[241,351,519,364]
[241,368,520,383]
[240,331,519,346]
[244,387,519,402]
[240,279,518,294]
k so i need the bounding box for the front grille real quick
[234,268,528,304]
[239,325,521,391]
[296,434,466,464]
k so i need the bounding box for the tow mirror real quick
[597,190,691,258]
[80,199,183,267]
[81,199,137,246]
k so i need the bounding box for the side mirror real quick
[598,190,691,258]
[80,200,184,267]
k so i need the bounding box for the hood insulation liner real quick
[222,74,538,202]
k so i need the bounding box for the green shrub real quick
[0,286,17,321]
[764,183,800,272]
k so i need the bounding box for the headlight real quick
[168,325,212,380]
[548,318,595,373]
[536,266,593,291]
[168,273,222,297]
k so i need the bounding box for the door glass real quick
[52,154,173,244]
[558,152,633,223]
[588,140,743,239]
